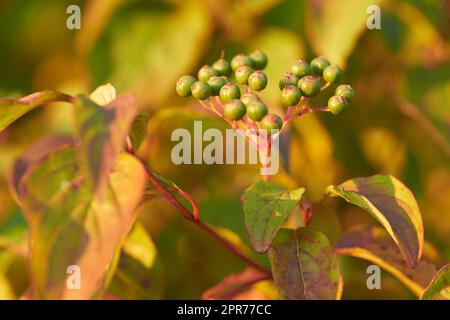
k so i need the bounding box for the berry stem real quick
[130,151,271,276]
[320,82,331,91]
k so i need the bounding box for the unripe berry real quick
[249,50,268,70]
[290,60,311,78]
[191,81,211,100]
[198,65,219,82]
[241,93,260,107]
[231,54,253,71]
[280,85,302,106]
[298,75,321,97]
[260,114,283,131]
[176,75,197,97]
[207,76,228,96]
[223,99,246,120]
[212,59,232,77]
[248,71,268,92]
[328,95,349,115]
[219,83,241,103]
[335,84,355,102]
[323,64,343,83]
[279,72,300,90]
[247,101,268,121]
[235,65,254,85]
[310,56,331,75]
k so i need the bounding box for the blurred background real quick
[0,0,449,299]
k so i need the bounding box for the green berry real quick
[247,101,268,121]
[224,99,246,120]
[235,65,254,85]
[290,60,311,78]
[191,81,211,100]
[323,64,343,83]
[207,76,228,96]
[212,59,232,77]
[310,56,331,75]
[335,84,355,102]
[298,75,321,97]
[279,72,300,90]
[280,85,302,106]
[198,65,218,82]
[328,95,349,115]
[248,71,268,92]
[219,83,241,103]
[260,114,283,131]
[176,75,197,97]
[241,93,260,107]
[249,50,268,70]
[231,54,253,71]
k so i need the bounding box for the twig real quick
[137,155,271,276]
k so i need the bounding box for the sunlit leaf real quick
[89,83,116,106]
[421,264,450,300]
[268,227,342,300]
[243,181,304,253]
[305,0,384,65]
[122,222,156,269]
[202,267,269,300]
[327,174,424,266]
[74,93,138,192]
[0,91,73,132]
[336,225,441,297]
[10,140,146,299]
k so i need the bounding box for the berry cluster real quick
[176,51,355,136]
[279,57,355,115]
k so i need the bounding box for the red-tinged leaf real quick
[336,225,443,297]
[0,91,73,132]
[421,264,450,300]
[243,181,305,253]
[74,93,138,193]
[202,268,270,300]
[268,227,342,300]
[327,174,424,267]
[10,139,146,299]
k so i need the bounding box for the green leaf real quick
[336,225,441,297]
[202,267,269,300]
[268,227,342,300]
[421,264,450,300]
[10,140,146,299]
[242,181,304,253]
[122,222,156,269]
[326,174,424,267]
[0,90,73,132]
[74,93,138,192]
[129,111,149,152]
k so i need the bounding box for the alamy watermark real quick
[66,265,81,290]
[66,5,81,30]
[171,121,280,176]
[366,264,381,290]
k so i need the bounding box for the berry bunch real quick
[176,52,355,136]
[279,56,355,115]
[176,50,283,131]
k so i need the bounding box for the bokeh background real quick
[0,0,449,299]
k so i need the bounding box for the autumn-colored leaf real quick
[9,139,146,299]
[243,181,304,253]
[202,267,270,300]
[336,225,442,297]
[326,174,424,267]
[0,90,73,132]
[421,264,450,300]
[74,93,138,193]
[129,111,149,152]
[268,227,342,300]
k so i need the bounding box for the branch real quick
[136,155,271,276]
